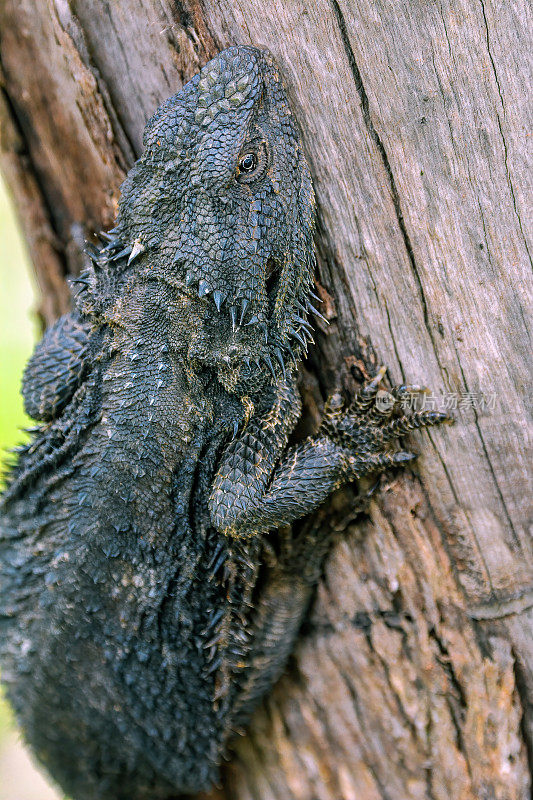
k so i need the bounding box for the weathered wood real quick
[0,1,530,797]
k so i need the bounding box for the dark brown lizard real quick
[0,45,449,800]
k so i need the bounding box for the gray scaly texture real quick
[0,46,450,800]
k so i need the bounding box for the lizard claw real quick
[321,367,453,480]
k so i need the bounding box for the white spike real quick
[128,238,145,265]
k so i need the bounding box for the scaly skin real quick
[0,46,449,800]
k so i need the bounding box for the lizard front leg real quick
[22,312,91,422]
[210,368,449,537]
[209,369,450,730]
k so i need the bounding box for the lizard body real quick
[0,46,448,800]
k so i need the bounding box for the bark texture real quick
[0,1,531,798]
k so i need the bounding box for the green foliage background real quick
[0,176,37,455]
[0,175,41,787]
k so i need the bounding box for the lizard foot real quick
[320,366,452,479]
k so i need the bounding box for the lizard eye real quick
[236,142,268,184]
[239,153,257,173]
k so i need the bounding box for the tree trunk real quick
[0,1,531,798]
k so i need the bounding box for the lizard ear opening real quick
[266,257,279,296]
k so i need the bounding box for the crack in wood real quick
[329,0,446,379]
[478,0,533,270]
[469,589,533,620]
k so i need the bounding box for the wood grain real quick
[0,0,530,797]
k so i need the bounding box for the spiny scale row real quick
[85,233,327,379]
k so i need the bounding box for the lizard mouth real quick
[186,254,315,387]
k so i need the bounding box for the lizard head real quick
[111,46,317,394]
